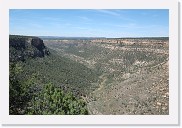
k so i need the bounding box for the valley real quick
[43,37,169,115]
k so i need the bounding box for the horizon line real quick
[10,34,169,39]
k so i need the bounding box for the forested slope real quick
[9,35,91,115]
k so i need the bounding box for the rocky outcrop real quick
[31,38,45,51]
[9,35,50,62]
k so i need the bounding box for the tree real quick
[27,83,88,115]
[9,62,33,114]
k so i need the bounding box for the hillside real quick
[44,38,169,115]
[9,35,90,115]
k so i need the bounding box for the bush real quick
[27,83,88,115]
[9,62,33,114]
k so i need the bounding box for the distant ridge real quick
[109,37,169,40]
[39,36,106,40]
[38,36,168,40]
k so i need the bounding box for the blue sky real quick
[9,9,169,37]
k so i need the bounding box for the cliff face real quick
[9,35,50,62]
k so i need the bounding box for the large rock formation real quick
[9,35,50,62]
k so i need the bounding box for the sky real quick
[9,9,169,38]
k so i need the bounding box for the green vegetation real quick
[21,48,101,95]
[9,35,89,115]
[9,61,88,115]
[9,62,31,114]
[27,83,88,115]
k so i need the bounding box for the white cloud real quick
[95,9,135,22]
[77,16,92,21]
[95,9,120,16]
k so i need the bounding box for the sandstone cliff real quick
[9,35,50,62]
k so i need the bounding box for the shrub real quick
[27,83,88,115]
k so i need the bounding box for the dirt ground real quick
[87,61,168,115]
